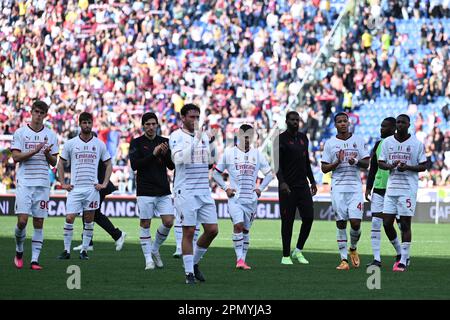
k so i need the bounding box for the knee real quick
[207,225,219,239]
[17,220,27,230]
[66,215,75,224]
[234,223,244,233]
[140,220,150,229]
[163,217,174,229]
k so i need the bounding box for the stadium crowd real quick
[0,0,449,192]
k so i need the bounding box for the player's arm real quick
[43,144,58,167]
[163,142,175,170]
[129,138,156,171]
[398,162,427,172]
[212,152,235,198]
[321,151,343,173]
[366,143,380,192]
[354,156,370,169]
[256,151,274,197]
[273,135,291,194]
[303,135,317,195]
[98,159,113,188]
[57,157,73,191]
[170,133,201,165]
[11,142,46,163]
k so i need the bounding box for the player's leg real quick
[137,196,155,269]
[78,189,100,259]
[173,218,183,258]
[239,204,256,270]
[293,186,314,264]
[140,219,154,269]
[151,195,174,267]
[59,189,82,259]
[182,225,196,283]
[14,185,32,268]
[368,193,384,267]
[381,195,402,265]
[30,217,44,270]
[228,198,245,266]
[279,190,296,264]
[192,196,219,282]
[348,192,363,268]
[395,195,416,271]
[333,193,349,270]
[29,188,49,269]
[14,214,28,269]
[398,216,412,268]
[80,209,95,260]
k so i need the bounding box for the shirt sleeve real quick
[378,139,388,162]
[214,149,227,173]
[10,129,23,152]
[100,141,111,162]
[51,132,59,155]
[60,140,70,162]
[258,150,272,175]
[321,140,332,164]
[358,137,370,159]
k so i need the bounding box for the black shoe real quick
[185,273,196,285]
[194,264,205,282]
[79,250,89,260]
[366,259,382,268]
[58,250,71,260]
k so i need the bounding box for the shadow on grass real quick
[0,237,449,300]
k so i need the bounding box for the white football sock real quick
[400,242,411,266]
[371,217,383,261]
[31,228,43,263]
[193,244,208,265]
[63,222,74,252]
[337,228,348,260]
[232,232,244,261]
[350,227,361,250]
[391,237,402,256]
[183,254,194,274]
[15,226,26,253]
[140,227,152,262]
[242,232,250,261]
[152,224,171,253]
[82,222,94,251]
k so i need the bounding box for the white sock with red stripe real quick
[31,228,43,263]
[63,223,73,252]
[371,217,383,261]
[193,224,200,244]
[15,226,26,253]
[140,227,152,263]
[337,228,348,260]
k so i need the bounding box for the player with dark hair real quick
[321,112,370,270]
[378,114,427,272]
[57,112,112,260]
[213,124,273,269]
[169,103,218,284]
[365,117,398,267]
[274,111,317,265]
[129,112,175,270]
[11,100,59,270]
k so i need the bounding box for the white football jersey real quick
[378,135,426,196]
[215,146,271,203]
[60,135,111,188]
[169,129,212,196]
[10,124,59,187]
[321,134,369,193]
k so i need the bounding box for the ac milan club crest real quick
[92,146,96,151]
[406,146,411,152]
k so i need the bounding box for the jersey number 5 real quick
[406,199,412,208]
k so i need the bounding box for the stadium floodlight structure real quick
[260,0,361,162]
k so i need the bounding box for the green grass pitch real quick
[1,216,449,299]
